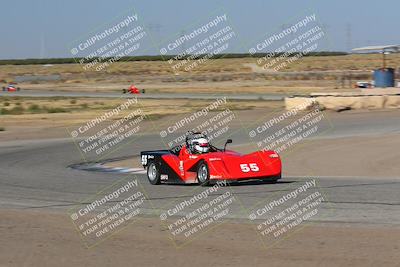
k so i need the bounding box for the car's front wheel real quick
[147,161,161,185]
[197,162,210,186]
[267,173,281,183]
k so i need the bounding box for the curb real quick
[69,162,146,174]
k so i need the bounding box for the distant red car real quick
[141,132,282,186]
[123,84,145,94]
[2,84,20,92]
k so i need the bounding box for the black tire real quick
[122,89,127,94]
[197,162,210,186]
[141,89,145,94]
[269,173,281,183]
[2,87,5,91]
[147,161,161,185]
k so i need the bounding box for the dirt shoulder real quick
[0,209,398,267]
[0,98,283,141]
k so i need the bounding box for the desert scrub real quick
[44,107,67,113]
[0,106,24,115]
[27,104,40,113]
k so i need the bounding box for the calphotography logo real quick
[156,97,236,151]
[158,12,237,75]
[246,179,328,248]
[69,10,148,71]
[68,97,149,161]
[159,181,239,247]
[69,177,151,248]
[247,100,332,155]
[248,13,329,72]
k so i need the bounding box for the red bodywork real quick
[123,84,145,94]
[4,86,17,92]
[160,145,281,184]
[128,85,140,94]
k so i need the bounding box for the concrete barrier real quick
[285,93,400,111]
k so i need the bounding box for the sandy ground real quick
[285,134,400,177]
[0,209,399,267]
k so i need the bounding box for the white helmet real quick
[191,137,210,154]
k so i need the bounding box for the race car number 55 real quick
[141,154,154,165]
[240,163,259,172]
[141,155,148,165]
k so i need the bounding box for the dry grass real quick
[0,53,398,95]
[0,97,281,125]
[0,96,283,141]
[1,54,398,79]
[0,97,109,115]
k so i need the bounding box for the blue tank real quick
[374,68,395,88]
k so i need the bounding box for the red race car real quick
[141,132,281,185]
[2,84,20,92]
[122,84,145,94]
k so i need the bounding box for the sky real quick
[0,0,399,59]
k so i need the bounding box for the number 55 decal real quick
[240,163,259,172]
[141,155,148,165]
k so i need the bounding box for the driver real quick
[189,135,210,154]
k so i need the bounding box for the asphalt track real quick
[0,90,285,100]
[0,112,399,226]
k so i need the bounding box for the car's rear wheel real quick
[147,161,161,185]
[197,162,210,186]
